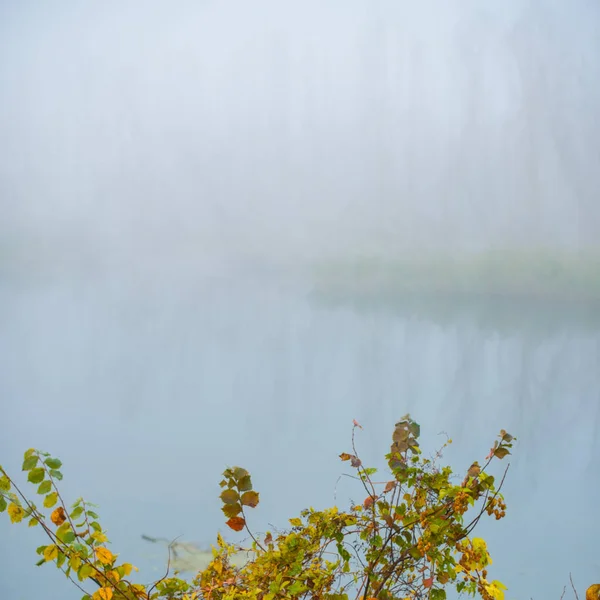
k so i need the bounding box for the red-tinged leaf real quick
[424,577,434,588]
[240,491,259,508]
[350,456,362,468]
[353,419,363,429]
[226,517,245,532]
[363,496,374,509]
[384,481,396,493]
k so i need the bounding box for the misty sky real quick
[1,0,600,277]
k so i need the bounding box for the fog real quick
[1,1,600,599]
[2,0,600,275]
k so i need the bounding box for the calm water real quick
[1,268,599,599]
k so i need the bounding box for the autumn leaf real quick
[240,491,259,508]
[51,506,67,526]
[130,584,147,598]
[120,563,136,576]
[222,503,242,518]
[96,547,115,565]
[8,502,24,523]
[363,496,374,509]
[423,577,434,588]
[91,530,108,544]
[493,447,510,459]
[353,419,363,429]
[226,517,245,532]
[384,481,396,493]
[43,545,59,562]
[93,588,113,600]
[220,489,239,504]
[339,453,353,462]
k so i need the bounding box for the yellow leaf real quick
[92,587,114,600]
[43,492,59,508]
[96,547,115,565]
[7,503,24,523]
[28,517,39,527]
[121,563,135,576]
[107,570,121,583]
[44,545,59,562]
[91,531,108,543]
[289,518,302,527]
[69,554,82,571]
[485,581,507,600]
[131,583,148,599]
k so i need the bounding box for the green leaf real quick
[49,470,63,481]
[28,517,39,527]
[87,511,99,519]
[0,496,7,512]
[0,475,10,492]
[27,468,45,484]
[44,458,62,470]
[37,480,52,494]
[70,506,84,520]
[78,563,94,581]
[43,492,59,508]
[431,589,447,600]
[22,456,39,471]
[62,531,76,544]
[56,551,67,568]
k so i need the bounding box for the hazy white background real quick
[1,1,599,599]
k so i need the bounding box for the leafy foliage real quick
[0,417,516,600]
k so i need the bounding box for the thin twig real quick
[570,573,579,600]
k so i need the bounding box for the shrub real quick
[0,415,514,600]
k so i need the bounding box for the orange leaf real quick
[339,453,352,461]
[363,496,374,509]
[51,507,66,526]
[226,517,245,532]
[353,419,363,429]
[424,577,433,588]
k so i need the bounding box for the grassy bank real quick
[310,249,600,333]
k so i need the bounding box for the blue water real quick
[1,269,598,599]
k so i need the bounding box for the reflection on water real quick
[0,270,599,600]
